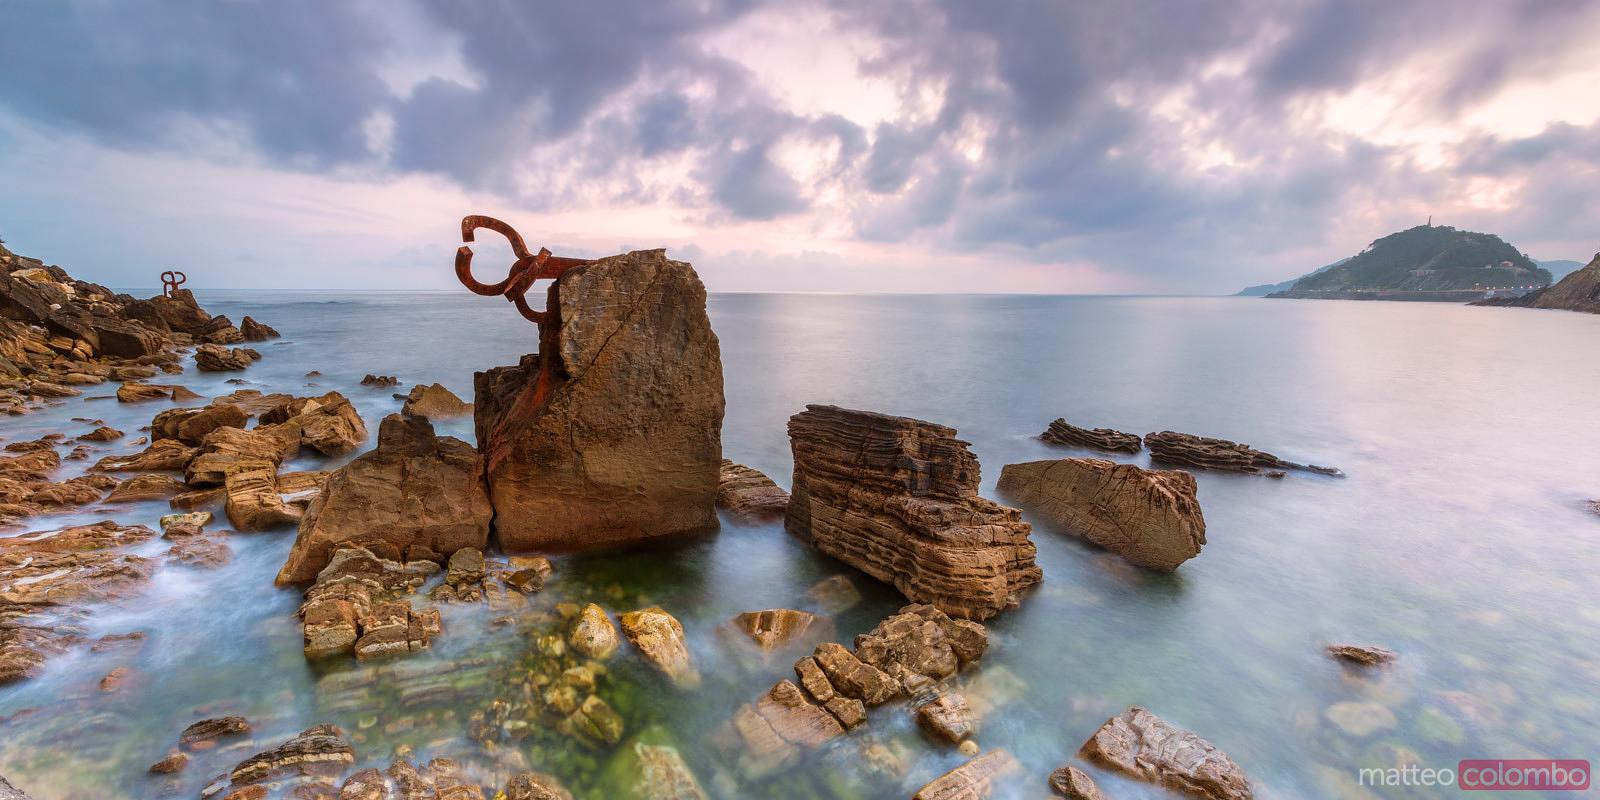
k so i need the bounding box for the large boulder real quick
[996,458,1206,571]
[474,248,724,552]
[1079,707,1252,800]
[275,414,491,585]
[401,383,471,419]
[785,405,1041,620]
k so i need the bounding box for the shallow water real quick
[3,292,1598,799]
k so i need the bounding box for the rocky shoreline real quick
[0,240,1420,799]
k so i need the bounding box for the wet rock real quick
[277,414,489,584]
[806,574,860,614]
[1327,643,1397,667]
[297,547,441,660]
[619,607,700,688]
[361,374,399,388]
[1079,707,1252,800]
[632,744,705,800]
[92,438,197,472]
[353,601,441,660]
[785,405,1040,620]
[853,604,987,685]
[1040,418,1143,454]
[997,458,1206,572]
[729,609,818,652]
[170,486,226,510]
[569,603,619,660]
[1145,430,1341,477]
[182,716,252,749]
[561,693,625,746]
[1047,766,1105,800]
[338,769,387,800]
[186,425,298,487]
[225,466,302,531]
[117,382,194,403]
[169,534,232,568]
[228,724,354,784]
[106,472,188,503]
[474,249,723,553]
[503,771,573,800]
[194,343,261,372]
[501,555,551,594]
[98,665,131,691]
[401,383,471,419]
[0,773,31,799]
[160,511,212,534]
[149,751,190,774]
[239,316,280,341]
[917,693,977,744]
[0,614,80,685]
[812,642,899,705]
[717,460,789,524]
[912,750,1022,800]
[719,679,847,779]
[0,521,157,607]
[294,391,368,456]
[76,425,123,442]
[153,403,248,445]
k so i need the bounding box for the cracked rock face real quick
[997,458,1206,572]
[474,249,724,553]
[785,405,1041,620]
[1079,706,1252,800]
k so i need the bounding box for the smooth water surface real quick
[2,292,1597,799]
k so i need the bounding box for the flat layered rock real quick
[228,724,354,785]
[997,458,1206,571]
[276,414,490,585]
[912,750,1021,800]
[1040,418,1142,454]
[786,405,1040,620]
[1145,430,1341,477]
[193,343,260,372]
[717,460,789,524]
[474,249,724,552]
[1080,707,1252,800]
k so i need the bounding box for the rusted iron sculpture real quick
[160,270,187,299]
[455,216,593,325]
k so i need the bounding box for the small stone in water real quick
[1046,765,1103,799]
[149,751,189,774]
[1326,643,1397,666]
[958,740,980,757]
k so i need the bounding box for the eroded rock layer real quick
[997,458,1205,571]
[785,405,1040,620]
[1040,418,1143,454]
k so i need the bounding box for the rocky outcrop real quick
[361,374,399,387]
[194,343,260,371]
[294,391,368,456]
[1040,418,1142,453]
[786,405,1041,620]
[1080,707,1252,800]
[474,248,724,552]
[116,382,198,403]
[997,458,1206,571]
[619,607,699,688]
[239,315,280,341]
[276,414,490,585]
[296,547,442,660]
[714,604,988,781]
[912,750,1022,800]
[1475,252,1600,314]
[1145,431,1342,477]
[717,460,790,524]
[1326,643,1396,666]
[105,473,188,503]
[402,382,471,419]
[92,439,197,473]
[152,402,248,445]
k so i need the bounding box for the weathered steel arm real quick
[455,215,592,324]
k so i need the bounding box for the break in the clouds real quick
[0,0,1597,293]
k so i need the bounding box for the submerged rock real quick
[785,405,1040,620]
[917,693,977,744]
[620,607,700,688]
[276,414,490,585]
[505,771,575,800]
[996,458,1206,572]
[228,724,354,785]
[633,744,706,800]
[194,343,261,372]
[1326,643,1397,667]
[1040,418,1143,454]
[181,716,252,750]
[1145,430,1342,477]
[717,460,790,524]
[729,609,818,652]
[569,603,619,660]
[297,546,442,660]
[361,374,399,388]
[912,750,1022,800]
[1047,766,1106,799]
[474,248,724,553]
[1079,707,1252,800]
[401,382,471,419]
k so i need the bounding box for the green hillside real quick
[1289,225,1549,292]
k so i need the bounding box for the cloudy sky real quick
[1,0,1597,294]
